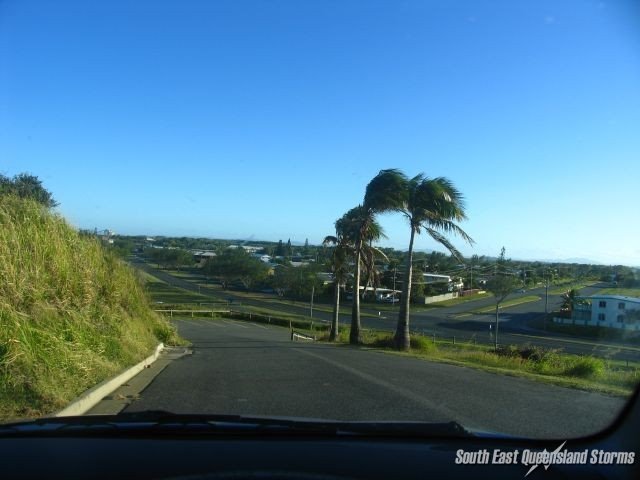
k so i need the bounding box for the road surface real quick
[124,317,629,439]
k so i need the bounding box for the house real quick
[569,295,640,330]
[252,254,272,263]
[192,250,217,267]
[421,273,464,292]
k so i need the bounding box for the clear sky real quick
[2,0,639,265]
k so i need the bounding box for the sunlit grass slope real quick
[0,196,181,420]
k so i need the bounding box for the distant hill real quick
[0,196,181,420]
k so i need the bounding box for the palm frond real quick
[426,227,464,262]
[364,169,409,214]
[419,216,475,245]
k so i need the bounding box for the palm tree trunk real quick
[330,282,340,341]
[351,246,362,344]
[395,227,415,351]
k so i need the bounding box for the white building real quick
[421,273,464,292]
[571,295,640,330]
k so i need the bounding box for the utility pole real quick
[310,285,315,318]
[544,269,549,331]
[495,304,500,352]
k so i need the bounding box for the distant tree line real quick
[145,247,194,270]
[0,173,58,208]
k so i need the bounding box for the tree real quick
[485,247,518,351]
[560,288,583,318]
[145,247,193,269]
[323,207,381,342]
[0,173,58,208]
[323,234,351,341]
[275,240,285,257]
[336,205,388,344]
[205,248,268,290]
[365,169,474,351]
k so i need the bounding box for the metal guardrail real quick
[291,330,316,342]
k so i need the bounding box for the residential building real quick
[570,295,640,330]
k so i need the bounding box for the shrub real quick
[410,335,438,354]
[496,344,520,358]
[564,357,605,378]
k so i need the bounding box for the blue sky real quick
[2,0,639,265]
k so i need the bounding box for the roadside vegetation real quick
[0,194,182,421]
[320,328,640,396]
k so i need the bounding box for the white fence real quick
[423,292,459,304]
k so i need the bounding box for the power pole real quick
[544,269,549,331]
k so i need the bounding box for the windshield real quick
[1,0,639,441]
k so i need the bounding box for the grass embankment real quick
[320,329,639,396]
[0,196,182,421]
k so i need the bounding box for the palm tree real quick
[561,288,580,318]
[334,206,387,344]
[365,170,474,351]
[323,226,353,341]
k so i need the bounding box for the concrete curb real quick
[56,343,165,417]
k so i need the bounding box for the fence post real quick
[453,336,455,345]
[192,311,194,318]
[268,316,271,324]
[170,310,173,319]
[433,333,436,344]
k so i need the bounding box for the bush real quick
[496,344,520,358]
[564,357,605,378]
[410,335,438,353]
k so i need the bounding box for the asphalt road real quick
[133,260,640,362]
[125,318,629,439]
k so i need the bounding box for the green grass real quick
[145,281,215,305]
[319,328,639,396]
[599,288,640,297]
[427,292,492,307]
[548,281,597,295]
[472,295,540,314]
[0,196,183,421]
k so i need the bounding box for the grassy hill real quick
[0,196,182,420]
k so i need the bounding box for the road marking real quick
[222,319,249,329]
[451,313,471,319]
[249,322,269,330]
[176,319,211,329]
[202,320,223,327]
[292,348,480,429]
